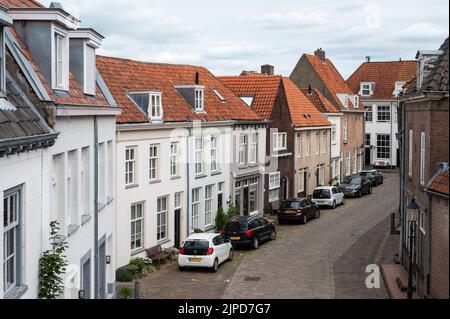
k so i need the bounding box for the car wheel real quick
[211,259,219,272]
[315,209,321,219]
[301,214,308,224]
[252,237,259,249]
[332,201,336,209]
[228,249,234,261]
[270,229,277,240]
[178,266,185,272]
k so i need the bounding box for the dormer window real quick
[353,95,359,108]
[240,95,255,107]
[129,92,163,121]
[360,82,373,96]
[195,88,204,111]
[53,29,69,91]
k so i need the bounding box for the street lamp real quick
[406,197,419,299]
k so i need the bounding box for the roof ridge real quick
[96,55,207,70]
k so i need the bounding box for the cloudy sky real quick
[42,0,449,78]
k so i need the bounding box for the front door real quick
[174,209,181,249]
[243,187,249,216]
[365,147,371,167]
[81,258,91,299]
[282,177,289,200]
[98,242,106,299]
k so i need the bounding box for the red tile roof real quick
[304,54,360,110]
[96,56,263,124]
[301,88,339,114]
[0,0,43,8]
[347,61,417,100]
[427,170,449,196]
[218,74,331,128]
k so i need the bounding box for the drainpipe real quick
[398,99,405,264]
[185,127,192,237]
[94,116,99,299]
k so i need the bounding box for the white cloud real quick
[248,11,326,29]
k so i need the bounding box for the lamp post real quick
[406,197,419,299]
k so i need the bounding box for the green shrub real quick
[118,286,133,299]
[116,268,133,282]
[215,207,228,231]
[226,205,239,219]
[127,257,154,277]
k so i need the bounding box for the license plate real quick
[230,237,241,240]
[285,210,296,215]
[189,258,202,262]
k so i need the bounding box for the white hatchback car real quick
[311,186,345,209]
[178,233,233,272]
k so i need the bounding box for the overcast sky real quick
[42,0,449,78]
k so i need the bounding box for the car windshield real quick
[280,201,300,209]
[225,220,247,231]
[183,240,209,249]
[361,172,374,177]
[313,189,331,199]
[344,177,361,185]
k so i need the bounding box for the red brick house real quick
[399,37,449,298]
[219,67,331,213]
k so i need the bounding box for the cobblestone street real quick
[139,170,400,299]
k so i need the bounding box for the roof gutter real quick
[0,132,59,154]
[116,119,269,131]
[425,188,449,199]
[294,125,332,131]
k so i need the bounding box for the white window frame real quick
[239,134,248,165]
[420,132,426,186]
[52,28,69,91]
[315,132,320,155]
[125,147,137,186]
[149,144,159,182]
[249,132,258,164]
[376,134,390,160]
[365,105,373,122]
[343,121,348,144]
[305,133,310,156]
[195,88,204,112]
[346,150,351,176]
[331,125,337,144]
[149,93,163,120]
[157,197,168,242]
[273,132,287,152]
[268,172,280,202]
[317,164,325,186]
[408,130,413,177]
[394,81,406,97]
[298,169,307,193]
[377,105,391,122]
[205,185,214,227]
[321,131,327,154]
[191,188,200,231]
[210,136,219,172]
[353,149,357,174]
[194,137,204,175]
[360,82,373,96]
[170,143,178,177]
[131,202,144,251]
[354,95,359,108]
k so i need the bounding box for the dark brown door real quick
[243,187,249,216]
[174,209,181,249]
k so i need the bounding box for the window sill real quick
[131,248,146,256]
[149,179,161,185]
[170,176,181,180]
[4,285,28,299]
[107,197,114,205]
[248,163,258,168]
[98,202,107,212]
[68,224,80,237]
[195,174,207,180]
[157,238,172,245]
[211,171,222,176]
[125,184,139,190]
[81,214,92,226]
[271,152,292,158]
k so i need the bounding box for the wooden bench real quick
[146,244,172,269]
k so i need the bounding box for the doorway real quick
[365,147,371,167]
[174,209,181,249]
[282,177,289,200]
[81,256,91,299]
[243,187,249,216]
[98,242,106,299]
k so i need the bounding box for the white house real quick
[97,56,266,269]
[347,59,417,168]
[2,2,120,299]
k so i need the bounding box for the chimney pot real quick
[366,56,371,63]
[314,49,326,62]
[261,64,274,76]
[195,72,200,85]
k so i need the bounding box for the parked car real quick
[278,198,320,225]
[339,175,372,197]
[311,186,345,209]
[222,216,276,249]
[361,170,384,186]
[178,233,233,272]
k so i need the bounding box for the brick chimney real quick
[261,64,274,75]
[314,48,326,62]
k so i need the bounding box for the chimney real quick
[49,2,64,9]
[195,72,200,85]
[308,84,312,95]
[366,56,371,63]
[261,64,274,76]
[314,48,326,62]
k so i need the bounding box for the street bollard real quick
[134,281,141,299]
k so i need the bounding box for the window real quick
[249,132,258,164]
[408,130,413,177]
[298,169,307,193]
[149,144,159,181]
[365,105,373,122]
[195,137,204,175]
[321,131,327,154]
[317,164,325,186]
[353,149,358,174]
[157,197,168,241]
[205,185,214,226]
[239,134,248,165]
[315,132,320,155]
[420,132,426,186]
[268,172,280,202]
[212,89,225,102]
[131,203,144,251]
[54,33,65,89]
[360,82,373,96]
[365,134,371,147]
[125,147,136,186]
[169,143,178,177]
[376,134,390,159]
[343,121,348,144]
[354,96,359,108]
[195,88,204,111]
[305,133,310,156]
[191,188,200,231]
[249,185,258,213]
[346,150,351,176]
[297,134,302,158]
[150,93,163,120]
[273,132,287,152]
[174,192,182,209]
[240,96,254,107]
[331,125,337,144]
[129,92,163,120]
[210,136,219,172]
[377,106,391,122]
[3,188,21,296]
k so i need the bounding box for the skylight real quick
[240,96,254,107]
[212,89,225,102]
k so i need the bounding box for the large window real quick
[195,137,204,175]
[315,132,320,155]
[239,134,248,165]
[170,143,178,177]
[365,105,373,122]
[317,164,325,186]
[205,185,214,226]
[353,149,358,174]
[365,134,371,147]
[377,106,391,122]
[131,203,144,251]
[157,197,167,241]
[235,178,258,215]
[249,132,258,164]
[420,132,426,186]
[3,188,21,296]
[305,133,310,156]
[343,121,348,144]
[268,172,280,202]
[211,136,219,172]
[191,188,200,231]
[298,169,307,193]
[149,144,159,181]
[376,134,390,159]
[273,132,287,152]
[346,150,351,176]
[408,130,413,177]
[195,89,204,112]
[125,147,136,186]
[249,184,258,213]
[321,131,327,154]
[150,93,162,120]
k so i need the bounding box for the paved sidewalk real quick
[381,264,419,299]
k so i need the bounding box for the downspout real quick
[398,98,405,264]
[94,116,99,299]
[185,127,192,237]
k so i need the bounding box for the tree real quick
[215,207,228,231]
[38,221,68,299]
[226,205,239,219]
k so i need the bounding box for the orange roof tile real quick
[347,61,417,100]
[0,0,43,8]
[96,56,263,124]
[301,88,339,114]
[219,74,330,128]
[427,170,449,196]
